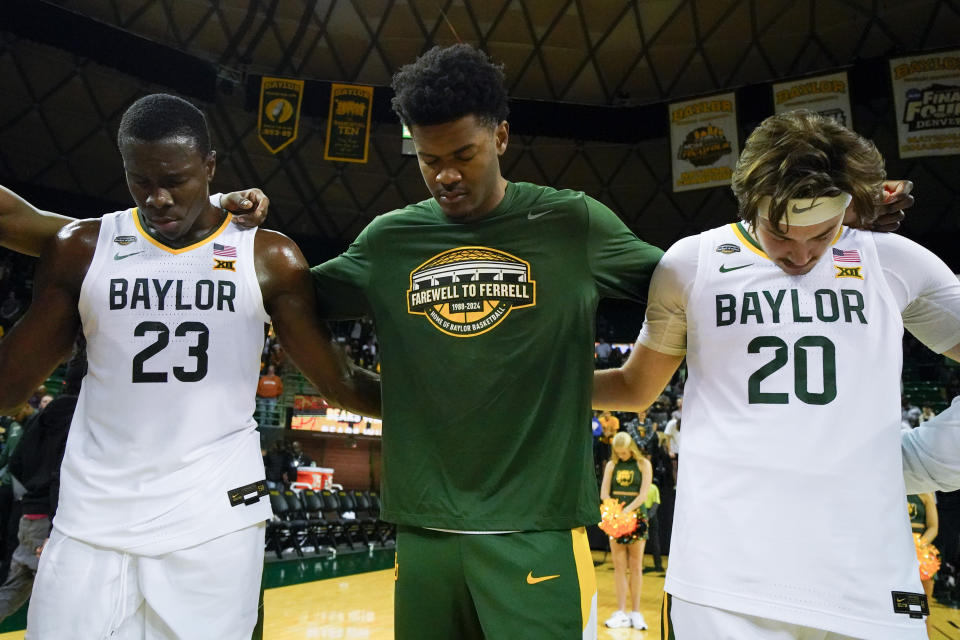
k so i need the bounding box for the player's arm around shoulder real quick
[0,186,75,257]
[254,230,381,418]
[592,237,694,411]
[0,219,98,412]
[872,230,960,361]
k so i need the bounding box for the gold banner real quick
[324,83,374,163]
[257,77,304,154]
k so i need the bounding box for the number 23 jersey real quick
[640,223,960,639]
[55,209,271,555]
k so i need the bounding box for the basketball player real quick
[0,94,380,638]
[306,47,913,640]
[594,110,960,639]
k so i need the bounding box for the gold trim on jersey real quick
[731,222,769,258]
[730,222,845,260]
[132,208,234,255]
[571,527,596,632]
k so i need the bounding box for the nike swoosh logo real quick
[527,209,552,220]
[114,251,144,260]
[719,263,752,273]
[526,571,560,585]
[792,202,823,213]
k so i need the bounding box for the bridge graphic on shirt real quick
[407,246,536,337]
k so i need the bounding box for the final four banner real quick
[773,71,852,128]
[889,51,960,158]
[669,92,739,192]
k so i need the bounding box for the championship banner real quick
[773,71,852,128]
[257,77,304,154]
[889,51,960,158]
[669,92,739,192]
[324,83,374,163]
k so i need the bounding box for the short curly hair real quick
[118,93,211,156]
[731,110,885,229]
[391,44,509,128]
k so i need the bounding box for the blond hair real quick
[731,110,885,229]
[610,431,644,464]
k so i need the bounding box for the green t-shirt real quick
[311,181,663,530]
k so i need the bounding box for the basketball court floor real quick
[1,549,958,639]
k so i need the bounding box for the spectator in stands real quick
[648,393,671,428]
[257,365,283,411]
[920,406,936,424]
[269,342,286,374]
[290,441,313,468]
[902,395,920,423]
[595,337,612,368]
[361,337,378,369]
[642,481,665,574]
[0,405,32,581]
[908,492,939,635]
[263,440,287,485]
[26,387,46,411]
[600,432,653,630]
[0,393,78,622]
[903,410,921,430]
[626,409,656,452]
[0,292,23,331]
[598,410,619,442]
[664,415,681,487]
[671,396,683,422]
[36,395,52,412]
[591,412,607,477]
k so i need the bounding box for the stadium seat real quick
[321,490,356,550]
[266,490,296,559]
[365,490,394,543]
[351,490,382,545]
[301,489,340,553]
[279,489,309,557]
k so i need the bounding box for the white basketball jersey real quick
[665,223,926,638]
[55,209,272,555]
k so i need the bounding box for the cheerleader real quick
[908,492,940,635]
[600,431,653,629]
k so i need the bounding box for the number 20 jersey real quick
[663,224,929,639]
[55,209,271,555]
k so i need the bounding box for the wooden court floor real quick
[1,550,959,638]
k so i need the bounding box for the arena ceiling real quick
[1,0,959,259]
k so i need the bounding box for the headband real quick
[756,192,852,227]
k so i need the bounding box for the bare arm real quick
[919,493,939,546]
[593,343,684,412]
[255,230,381,418]
[599,461,614,501]
[0,185,269,259]
[944,342,960,363]
[0,220,97,412]
[902,397,960,494]
[0,186,75,257]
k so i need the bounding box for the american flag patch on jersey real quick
[213,243,237,258]
[832,248,860,263]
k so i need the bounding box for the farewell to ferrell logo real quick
[407,246,536,337]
